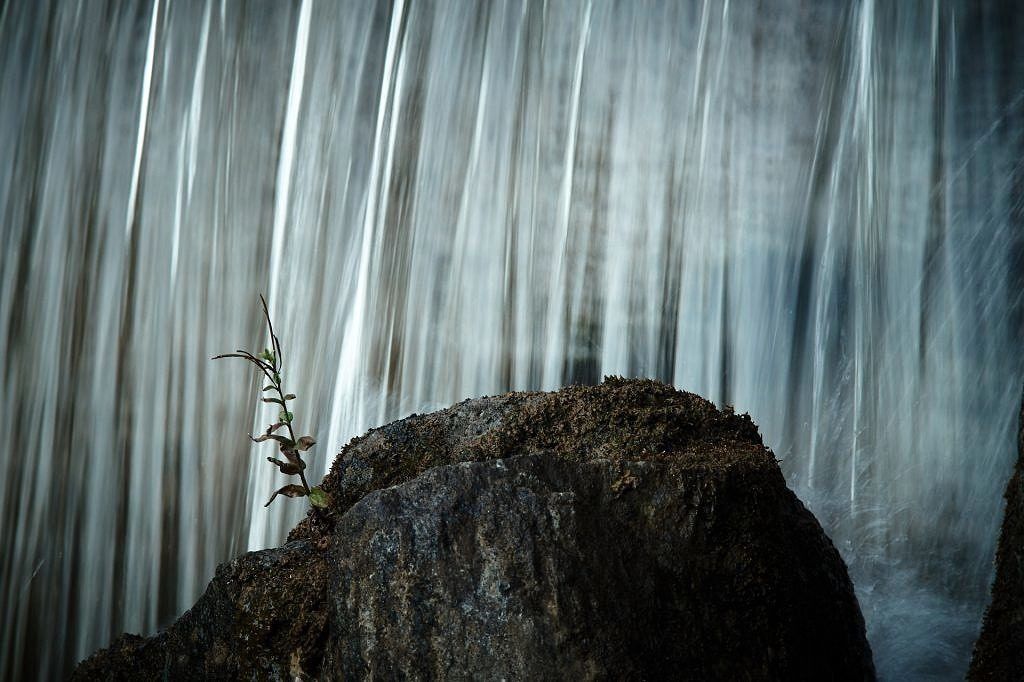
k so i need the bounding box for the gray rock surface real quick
[323,453,874,679]
[74,378,875,680]
[72,539,329,680]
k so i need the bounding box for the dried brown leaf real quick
[280,445,302,464]
[264,484,307,507]
[267,456,305,475]
[250,433,294,448]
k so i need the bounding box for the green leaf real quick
[259,348,276,364]
[262,397,285,406]
[262,385,276,392]
[309,486,330,508]
[283,393,296,401]
[279,410,294,423]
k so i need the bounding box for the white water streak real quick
[125,0,161,238]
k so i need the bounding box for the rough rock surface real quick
[74,378,875,680]
[72,540,329,680]
[970,387,1024,680]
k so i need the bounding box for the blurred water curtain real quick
[1,0,1022,678]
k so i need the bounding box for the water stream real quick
[1,1,1021,678]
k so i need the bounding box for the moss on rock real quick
[291,377,769,544]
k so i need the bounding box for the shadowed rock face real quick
[970,388,1024,680]
[73,378,875,680]
[72,540,330,681]
[324,452,874,679]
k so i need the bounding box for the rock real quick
[969,387,1024,680]
[73,378,875,680]
[73,540,329,680]
[323,452,874,678]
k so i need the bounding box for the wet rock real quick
[74,378,875,680]
[970,387,1024,680]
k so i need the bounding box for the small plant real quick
[214,295,330,509]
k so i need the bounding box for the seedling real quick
[214,295,330,509]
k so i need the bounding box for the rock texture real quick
[73,540,329,680]
[74,378,875,680]
[970,387,1024,680]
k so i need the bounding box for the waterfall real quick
[1,1,1021,678]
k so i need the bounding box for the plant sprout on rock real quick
[214,295,330,509]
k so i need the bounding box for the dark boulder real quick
[970,387,1024,680]
[72,540,329,680]
[74,378,875,680]
[323,451,873,679]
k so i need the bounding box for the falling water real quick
[1,1,1022,679]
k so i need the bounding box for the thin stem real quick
[217,297,325,514]
[268,348,311,496]
[275,382,305,490]
[213,352,276,385]
[260,294,284,371]
[296,469,312,493]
